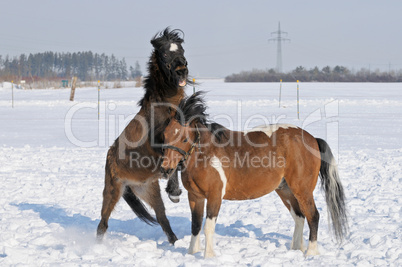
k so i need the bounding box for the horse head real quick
[151,28,188,88]
[160,119,196,178]
[160,92,207,177]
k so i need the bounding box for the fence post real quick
[69,76,77,101]
[11,80,14,108]
[193,78,195,94]
[279,79,282,107]
[297,80,300,120]
[98,80,100,120]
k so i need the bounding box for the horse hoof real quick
[204,251,216,258]
[168,194,181,203]
[96,234,104,243]
[169,235,178,245]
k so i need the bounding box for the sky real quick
[1,0,401,78]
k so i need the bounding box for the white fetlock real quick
[291,239,306,253]
[288,203,306,253]
[204,250,216,258]
[188,234,201,254]
[305,241,320,256]
[204,217,217,258]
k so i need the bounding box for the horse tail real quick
[122,186,158,225]
[316,138,348,242]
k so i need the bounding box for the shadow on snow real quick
[13,203,291,250]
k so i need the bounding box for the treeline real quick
[225,66,402,82]
[0,51,142,82]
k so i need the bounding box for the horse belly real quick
[224,170,282,200]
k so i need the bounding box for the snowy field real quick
[0,80,401,266]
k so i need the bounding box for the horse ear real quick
[150,31,162,48]
[169,107,179,116]
[150,39,157,48]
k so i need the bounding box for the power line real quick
[269,22,290,73]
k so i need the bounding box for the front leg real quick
[140,181,178,244]
[204,194,222,258]
[188,192,205,254]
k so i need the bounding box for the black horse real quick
[96,28,188,244]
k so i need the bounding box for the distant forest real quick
[225,66,402,82]
[0,51,142,82]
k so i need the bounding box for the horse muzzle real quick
[175,65,188,87]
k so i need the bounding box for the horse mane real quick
[139,28,188,107]
[175,91,228,143]
[150,28,184,50]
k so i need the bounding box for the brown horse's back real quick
[186,126,321,201]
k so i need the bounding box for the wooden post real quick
[98,80,100,120]
[192,78,195,94]
[11,80,14,108]
[297,80,300,120]
[279,79,282,107]
[69,76,78,101]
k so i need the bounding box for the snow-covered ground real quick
[0,80,401,266]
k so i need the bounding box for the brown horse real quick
[96,28,190,244]
[160,92,348,257]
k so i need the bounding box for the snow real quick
[0,80,401,265]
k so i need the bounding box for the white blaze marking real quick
[204,217,216,258]
[210,156,227,199]
[169,43,178,51]
[174,128,179,135]
[287,200,305,252]
[243,124,298,138]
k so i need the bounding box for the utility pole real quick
[269,22,290,73]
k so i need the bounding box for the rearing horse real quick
[97,28,189,244]
[160,92,348,257]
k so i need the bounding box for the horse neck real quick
[197,124,218,154]
[165,89,185,106]
[141,53,183,107]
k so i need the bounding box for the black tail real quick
[316,138,348,242]
[123,186,158,225]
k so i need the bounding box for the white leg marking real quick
[174,128,179,135]
[210,156,227,199]
[287,200,305,252]
[204,217,216,258]
[188,233,201,254]
[169,43,178,52]
[306,241,320,256]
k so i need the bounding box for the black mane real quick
[175,91,228,143]
[150,28,184,50]
[139,28,189,107]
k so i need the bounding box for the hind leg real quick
[276,179,306,252]
[97,170,123,240]
[287,181,320,255]
[165,169,182,203]
[135,181,178,244]
[299,195,320,256]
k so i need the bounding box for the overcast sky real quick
[1,0,401,78]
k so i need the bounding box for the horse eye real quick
[183,138,188,143]
[163,53,167,58]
